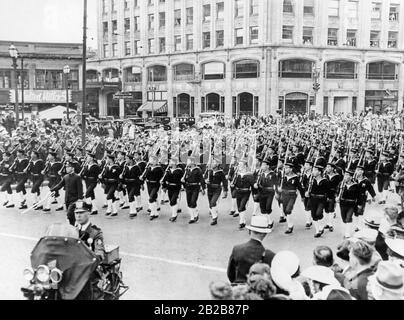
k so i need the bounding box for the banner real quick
[10,90,71,104]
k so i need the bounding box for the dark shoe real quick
[3,201,9,206]
[230,210,235,216]
[42,208,51,212]
[105,211,112,216]
[194,215,199,222]
[279,217,287,223]
[157,208,161,212]
[233,213,239,218]
[324,225,330,230]
[129,213,137,219]
[177,209,182,213]
[329,226,334,232]
[268,222,274,230]
[285,226,294,234]
[34,206,43,211]
[90,211,98,216]
[305,222,312,230]
[102,204,108,209]
[6,204,15,208]
[239,223,246,230]
[150,215,158,221]
[211,218,218,226]
[56,207,64,212]
[119,203,124,207]
[51,200,58,205]
[160,200,165,205]
[110,213,118,217]
[19,204,28,210]
[169,217,177,223]
[314,229,325,238]
[378,200,386,204]
[189,219,196,224]
[354,227,359,233]
[136,207,142,213]
[147,209,151,213]
[121,204,129,209]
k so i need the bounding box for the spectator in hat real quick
[376,206,399,260]
[301,265,340,299]
[227,216,276,284]
[366,261,404,300]
[342,240,375,300]
[386,210,404,240]
[385,238,404,267]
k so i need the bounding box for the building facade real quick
[0,41,85,116]
[88,0,404,118]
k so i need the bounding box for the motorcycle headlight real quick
[36,265,50,282]
[50,268,63,284]
[23,268,35,281]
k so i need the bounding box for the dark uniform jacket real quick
[364,159,377,180]
[233,172,255,191]
[145,165,164,184]
[162,166,184,188]
[257,171,278,193]
[227,239,276,284]
[327,173,343,198]
[377,161,394,178]
[122,164,142,184]
[357,177,376,203]
[12,158,29,175]
[280,174,305,197]
[205,168,228,191]
[184,166,206,189]
[309,177,331,199]
[28,159,45,178]
[47,161,63,179]
[339,182,359,205]
[103,164,122,183]
[51,172,83,204]
[0,159,12,179]
[81,163,100,181]
[77,222,106,261]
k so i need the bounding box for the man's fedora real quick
[246,216,272,233]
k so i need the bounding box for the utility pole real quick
[81,0,87,147]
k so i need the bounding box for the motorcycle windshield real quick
[30,236,98,300]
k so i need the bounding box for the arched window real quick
[325,61,357,79]
[367,61,397,80]
[86,70,99,82]
[201,93,224,113]
[174,63,195,81]
[147,65,167,82]
[173,93,194,117]
[124,66,142,82]
[279,59,314,78]
[233,60,260,79]
[103,68,120,82]
[202,62,225,80]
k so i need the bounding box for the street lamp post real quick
[312,66,321,116]
[21,56,25,121]
[8,44,19,126]
[148,85,157,118]
[63,65,71,123]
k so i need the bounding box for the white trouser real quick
[112,200,118,214]
[345,223,353,238]
[252,202,260,216]
[150,202,158,217]
[305,211,312,224]
[239,211,247,225]
[326,212,334,226]
[91,199,98,212]
[171,204,179,218]
[85,197,92,205]
[231,199,237,212]
[189,207,195,220]
[211,207,218,220]
[129,201,136,214]
[286,215,293,228]
[135,196,142,209]
[107,199,113,213]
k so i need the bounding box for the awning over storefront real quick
[137,101,167,113]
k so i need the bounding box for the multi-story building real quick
[88,0,404,118]
[0,41,85,116]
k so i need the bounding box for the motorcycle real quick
[21,223,129,300]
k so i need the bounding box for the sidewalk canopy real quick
[137,101,167,113]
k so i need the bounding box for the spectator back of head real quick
[313,246,334,267]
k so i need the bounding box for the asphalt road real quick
[0,186,398,300]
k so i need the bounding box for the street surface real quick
[0,187,398,300]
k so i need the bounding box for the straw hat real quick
[246,216,272,234]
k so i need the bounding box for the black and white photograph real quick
[1,0,404,306]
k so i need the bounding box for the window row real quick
[279,60,398,80]
[0,69,79,90]
[282,25,399,49]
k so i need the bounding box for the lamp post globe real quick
[8,44,18,58]
[63,65,71,74]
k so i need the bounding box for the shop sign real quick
[10,90,71,103]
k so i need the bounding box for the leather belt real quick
[186,183,200,186]
[236,187,250,191]
[147,180,158,184]
[167,183,181,186]
[261,187,274,191]
[310,194,326,199]
[282,190,297,194]
[32,174,42,177]
[105,179,118,183]
[125,179,137,182]
[341,199,356,203]
[208,184,220,188]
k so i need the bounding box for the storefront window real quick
[174,64,195,81]
[125,92,142,116]
[147,65,167,82]
[365,90,398,114]
[125,66,142,82]
[87,70,99,82]
[325,60,357,79]
[0,70,11,89]
[279,59,313,78]
[202,62,225,80]
[233,60,260,79]
[367,61,397,80]
[103,68,120,82]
